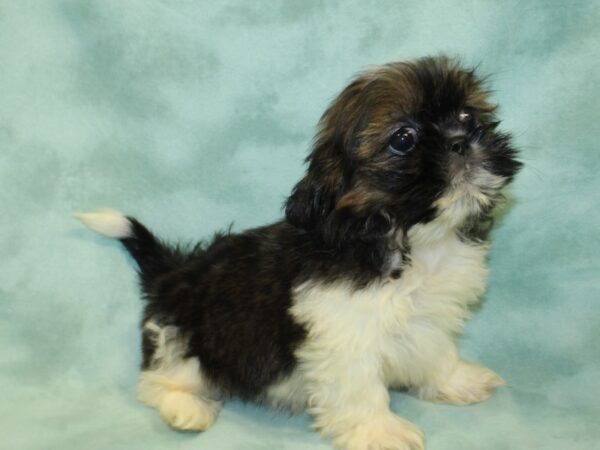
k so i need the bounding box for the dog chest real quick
[291,235,488,354]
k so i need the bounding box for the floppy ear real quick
[285,76,372,233]
[286,69,396,251]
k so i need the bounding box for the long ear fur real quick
[285,76,369,229]
[285,74,394,249]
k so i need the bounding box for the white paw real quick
[158,391,219,432]
[334,414,424,450]
[415,361,506,405]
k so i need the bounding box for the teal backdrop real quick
[1,1,599,449]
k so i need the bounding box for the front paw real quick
[333,414,424,450]
[414,361,506,405]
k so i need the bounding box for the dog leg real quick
[384,327,505,406]
[300,351,424,450]
[137,321,221,431]
[411,358,506,405]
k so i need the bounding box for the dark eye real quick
[458,110,472,123]
[388,127,418,155]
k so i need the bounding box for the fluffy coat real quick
[78,56,521,450]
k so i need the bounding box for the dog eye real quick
[458,110,472,123]
[388,127,418,155]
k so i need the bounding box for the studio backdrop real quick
[1,1,598,449]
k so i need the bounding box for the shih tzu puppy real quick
[77,56,521,450]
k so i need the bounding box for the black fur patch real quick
[135,221,389,398]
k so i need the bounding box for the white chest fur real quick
[288,230,489,397]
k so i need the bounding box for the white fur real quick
[285,220,502,449]
[264,369,308,413]
[137,321,221,431]
[411,360,506,405]
[75,208,132,239]
[432,169,506,236]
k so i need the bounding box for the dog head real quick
[285,56,521,246]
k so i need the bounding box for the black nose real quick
[449,137,468,155]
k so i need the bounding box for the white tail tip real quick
[75,208,132,239]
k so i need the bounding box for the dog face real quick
[286,56,521,244]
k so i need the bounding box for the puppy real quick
[77,56,521,450]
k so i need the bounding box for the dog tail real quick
[75,208,177,282]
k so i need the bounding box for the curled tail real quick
[76,209,177,282]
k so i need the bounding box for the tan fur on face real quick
[307,57,501,218]
[336,184,386,213]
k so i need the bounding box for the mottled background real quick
[1,1,599,449]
